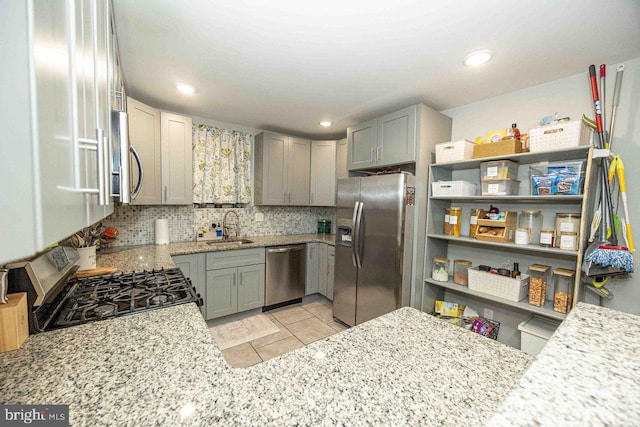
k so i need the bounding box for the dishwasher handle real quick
[267,244,306,253]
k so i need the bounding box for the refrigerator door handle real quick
[351,202,359,267]
[354,202,364,268]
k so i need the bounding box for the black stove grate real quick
[45,268,202,330]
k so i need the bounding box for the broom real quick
[583,64,633,276]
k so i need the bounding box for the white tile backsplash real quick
[103,204,335,246]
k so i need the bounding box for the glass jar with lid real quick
[528,264,550,307]
[519,210,543,244]
[539,229,556,248]
[448,207,462,237]
[555,213,581,247]
[553,268,575,313]
[453,260,472,286]
[432,257,450,282]
[469,208,481,238]
[444,208,451,235]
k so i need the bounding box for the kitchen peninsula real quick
[0,299,638,425]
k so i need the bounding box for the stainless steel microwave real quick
[111,111,143,203]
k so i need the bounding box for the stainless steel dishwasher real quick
[265,244,306,306]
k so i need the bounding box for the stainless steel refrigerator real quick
[333,173,415,326]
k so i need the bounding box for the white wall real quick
[442,57,640,315]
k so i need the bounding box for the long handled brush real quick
[583,65,633,285]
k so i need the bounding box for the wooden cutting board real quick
[73,267,118,279]
[0,293,28,353]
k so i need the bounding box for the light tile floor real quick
[219,298,348,368]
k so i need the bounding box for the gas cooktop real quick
[36,268,202,331]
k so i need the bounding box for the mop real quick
[583,65,633,296]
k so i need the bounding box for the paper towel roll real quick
[155,219,169,245]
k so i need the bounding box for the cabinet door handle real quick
[164,186,168,203]
[239,273,243,287]
[233,273,236,287]
[95,128,107,205]
[376,147,381,162]
[288,192,291,203]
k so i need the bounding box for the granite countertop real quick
[489,302,640,426]
[97,233,335,273]
[0,305,531,426]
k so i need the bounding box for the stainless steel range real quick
[6,247,202,333]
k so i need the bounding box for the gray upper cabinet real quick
[1,0,116,264]
[347,119,378,170]
[377,105,417,166]
[288,137,311,205]
[254,132,310,206]
[161,112,193,205]
[336,138,348,181]
[128,97,162,204]
[347,105,418,171]
[127,97,193,205]
[310,140,337,206]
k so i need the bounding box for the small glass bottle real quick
[453,260,472,286]
[511,262,521,279]
[511,123,521,140]
[553,268,575,313]
[432,257,450,282]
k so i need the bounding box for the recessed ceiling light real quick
[463,50,494,67]
[176,84,195,94]
[319,121,332,127]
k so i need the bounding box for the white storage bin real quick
[481,179,520,196]
[529,120,592,152]
[518,316,561,356]
[468,267,529,302]
[435,140,475,163]
[431,181,476,197]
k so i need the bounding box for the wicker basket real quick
[468,267,529,302]
[529,120,592,152]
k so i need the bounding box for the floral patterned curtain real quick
[192,125,252,204]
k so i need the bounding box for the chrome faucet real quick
[222,210,240,241]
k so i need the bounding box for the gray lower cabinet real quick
[206,267,237,318]
[207,266,265,319]
[318,244,329,296]
[310,243,336,300]
[327,247,335,301]
[237,264,266,312]
[205,248,266,320]
[306,243,320,295]
[172,253,206,315]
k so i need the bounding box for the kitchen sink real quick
[207,239,254,245]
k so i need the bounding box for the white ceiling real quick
[114,0,640,139]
